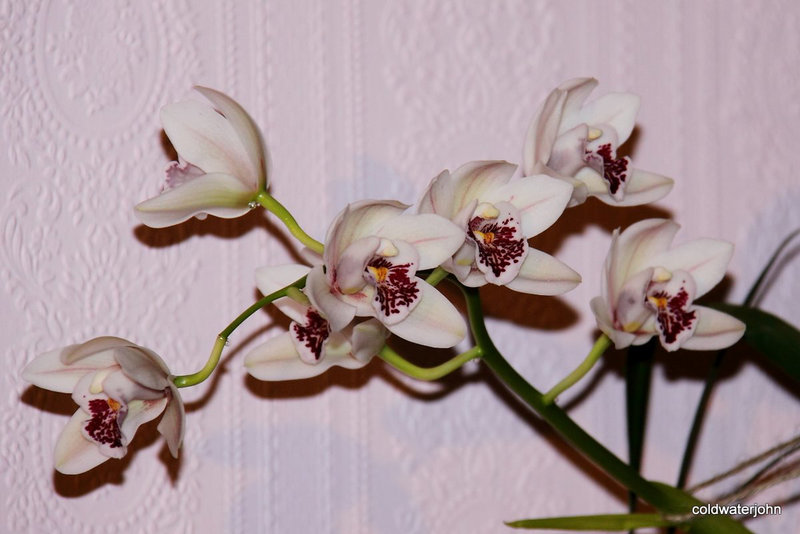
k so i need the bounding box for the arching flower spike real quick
[591,219,745,351]
[135,87,268,228]
[522,78,673,207]
[22,337,185,474]
[306,200,467,349]
[244,264,388,380]
[418,161,581,295]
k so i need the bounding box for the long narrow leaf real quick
[625,339,656,518]
[651,482,753,534]
[506,513,673,531]
[709,304,800,383]
[743,228,800,306]
[674,229,800,502]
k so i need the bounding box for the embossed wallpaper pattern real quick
[1,1,798,532]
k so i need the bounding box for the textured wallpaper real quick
[2,1,798,532]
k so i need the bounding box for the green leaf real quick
[625,339,656,517]
[649,482,753,534]
[743,228,800,306]
[506,513,674,531]
[709,303,800,383]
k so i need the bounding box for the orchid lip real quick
[290,308,331,364]
[83,397,125,450]
[467,201,527,284]
[366,256,421,325]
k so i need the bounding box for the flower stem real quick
[542,334,612,405]
[425,266,449,287]
[378,345,482,381]
[172,276,307,388]
[255,191,324,254]
[461,285,681,513]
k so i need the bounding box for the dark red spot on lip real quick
[648,287,697,345]
[292,309,330,361]
[367,257,419,318]
[468,215,525,278]
[590,143,630,196]
[85,398,124,448]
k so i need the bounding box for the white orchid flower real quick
[22,337,185,474]
[305,200,467,348]
[135,87,268,228]
[522,77,673,207]
[591,219,745,351]
[417,161,581,295]
[245,264,388,380]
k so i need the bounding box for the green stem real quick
[425,266,449,287]
[379,345,482,381]
[172,276,307,388]
[461,286,681,513]
[255,191,324,254]
[542,334,612,405]
[625,339,656,528]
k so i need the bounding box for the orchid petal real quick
[614,268,654,333]
[547,124,588,177]
[92,369,164,404]
[523,88,567,175]
[558,77,598,129]
[351,319,388,363]
[336,236,380,294]
[195,86,267,190]
[375,214,465,268]
[62,336,135,364]
[382,281,466,348]
[337,286,376,317]
[161,98,255,182]
[299,246,324,266]
[576,92,640,145]
[418,169,454,218]
[118,397,169,448]
[647,239,733,299]
[114,346,170,391]
[449,161,516,215]
[245,333,366,381]
[23,347,115,394]
[485,175,572,238]
[505,249,581,295]
[587,168,674,207]
[610,219,679,300]
[680,306,746,351]
[158,385,185,458]
[324,200,407,266]
[306,265,356,331]
[256,264,312,294]
[255,264,311,323]
[448,242,488,287]
[590,296,638,349]
[134,172,253,228]
[54,410,112,474]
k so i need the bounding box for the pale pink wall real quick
[2,1,798,532]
